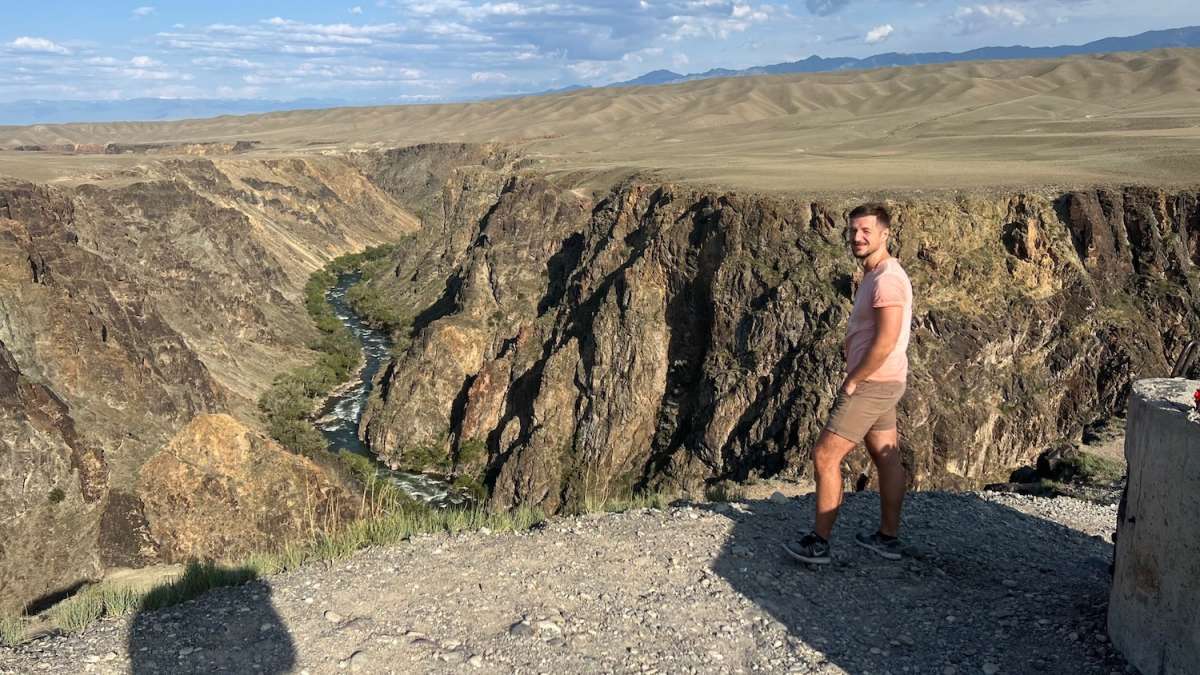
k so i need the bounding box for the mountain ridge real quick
[609,25,1200,87]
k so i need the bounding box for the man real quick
[783,203,913,564]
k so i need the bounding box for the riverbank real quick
[0,489,1127,674]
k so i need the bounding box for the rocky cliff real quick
[356,145,1200,512]
[0,155,417,613]
[0,339,105,616]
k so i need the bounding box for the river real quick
[312,271,467,508]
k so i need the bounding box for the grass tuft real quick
[0,615,24,647]
[49,587,105,634]
[705,480,746,503]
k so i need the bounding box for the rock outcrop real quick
[1109,378,1200,674]
[136,414,354,563]
[356,145,1200,511]
[0,339,105,616]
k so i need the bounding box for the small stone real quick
[536,620,562,636]
[769,491,788,504]
[324,610,343,624]
[259,623,273,632]
[943,667,957,675]
[348,651,369,672]
[1001,579,1018,588]
[468,655,484,668]
[982,663,1000,675]
[509,620,535,637]
[410,638,438,649]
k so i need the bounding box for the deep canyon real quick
[1,141,1198,617]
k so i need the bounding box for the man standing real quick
[783,203,913,564]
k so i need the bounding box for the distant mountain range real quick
[0,97,347,126]
[606,25,1200,88]
[2,26,1197,126]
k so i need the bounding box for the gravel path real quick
[0,491,1128,674]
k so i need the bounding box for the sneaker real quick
[782,532,831,565]
[855,530,903,560]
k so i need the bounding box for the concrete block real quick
[1109,378,1200,675]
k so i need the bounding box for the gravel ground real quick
[0,491,1128,674]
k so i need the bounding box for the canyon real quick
[1,48,1199,621]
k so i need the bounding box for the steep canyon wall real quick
[357,146,1200,512]
[0,156,417,613]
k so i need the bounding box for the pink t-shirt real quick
[845,257,912,383]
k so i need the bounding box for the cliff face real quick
[0,156,418,612]
[0,339,105,616]
[358,146,1200,511]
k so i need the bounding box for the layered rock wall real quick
[1108,378,1200,675]
[357,146,1200,511]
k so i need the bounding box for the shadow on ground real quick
[127,564,294,674]
[703,492,1125,674]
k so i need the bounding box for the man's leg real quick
[864,426,905,537]
[813,429,859,540]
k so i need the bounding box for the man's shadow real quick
[703,492,1122,674]
[127,562,295,674]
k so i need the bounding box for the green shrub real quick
[397,443,451,473]
[452,474,488,502]
[48,487,65,504]
[1066,453,1125,485]
[455,438,487,468]
[705,480,746,503]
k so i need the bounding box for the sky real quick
[1,1,1197,103]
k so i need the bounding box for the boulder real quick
[137,414,353,562]
[1108,378,1200,674]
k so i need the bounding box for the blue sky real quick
[2,1,1197,102]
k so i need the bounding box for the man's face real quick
[848,215,888,259]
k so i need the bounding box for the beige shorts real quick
[824,381,906,444]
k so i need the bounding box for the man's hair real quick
[848,203,891,228]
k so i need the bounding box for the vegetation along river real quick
[313,271,468,507]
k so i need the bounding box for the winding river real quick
[313,271,467,508]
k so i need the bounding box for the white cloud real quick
[864,23,893,44]
[192,56,262,69]
[7,36,71,55]
[132,6,156,17]
[130,56,161,67]
[953,4,1028,35]
[568,60,608,81]
[350,5,364,13]
[470,70,509,82]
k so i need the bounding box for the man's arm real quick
[842,305,903,393]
